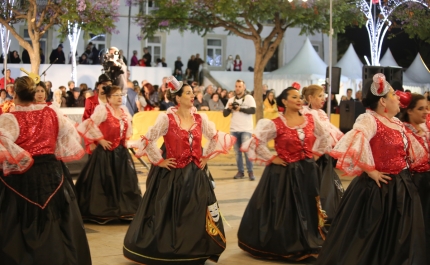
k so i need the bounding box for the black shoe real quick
[233,172,245,179]
[248,172,255,181]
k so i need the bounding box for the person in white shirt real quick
[223,79,256,180]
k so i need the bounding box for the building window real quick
[206,39,222,67]
[139,0,159,14]
[147,36,162,66]
[24,29,47,63]
[89,33,106,52]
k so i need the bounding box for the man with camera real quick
[223,80,256,181]
[103,47,127,93]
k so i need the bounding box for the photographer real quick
[102,47,127,93]
[223,79,256,180]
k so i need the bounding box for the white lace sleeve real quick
[121,106,133,140]
[76,104,107,142]
[241,119,277,165]
[200,113,236,159]
[310,113,331,155]
[331,113,377,176]
[132,113,168,165]
[0,114,33,175]
[407,127,429,170]
[50,106,85,162]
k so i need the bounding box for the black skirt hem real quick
[123,245,214,265]
[238,241,319,261]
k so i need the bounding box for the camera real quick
[232,102,240,110]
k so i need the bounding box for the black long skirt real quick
[412,171,430,263]
[75,145,142,224]
[123,162,226,265]
[0,155,91,265]
[316,154,344,224]
[238,158,326,261]
[316,170,426,265]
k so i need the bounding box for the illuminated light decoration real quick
[358,0,429,66]
[1,0,15,75]
[68,21,82,83]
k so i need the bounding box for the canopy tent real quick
[335,44,363,80]
[378,48,423,93]
[405,53,430,84]
[264,38,330,95]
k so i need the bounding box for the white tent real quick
[405,53,430,84]
[264,38,328,95]
[335,44,363,80]
[379,48,399,67]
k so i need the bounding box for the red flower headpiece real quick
[291,82,301,90]
[396,90,412,109]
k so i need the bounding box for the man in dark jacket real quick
[49,44,65,64]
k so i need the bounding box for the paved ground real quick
[81,151,353,265]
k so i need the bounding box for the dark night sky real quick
[338,26,430,69]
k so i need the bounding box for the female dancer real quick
[123,76,235,264]
[76,85,142,224]
[0,76,91,264]
[301,85,344,223]
[34,81,48,103]
[238,87,329,261]
[398,91,430,263]
[316,74,426,265]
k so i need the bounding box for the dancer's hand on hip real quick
[366,170,392,188]
[160,158,177,170]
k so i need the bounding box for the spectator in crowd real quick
[193,91,209,111]
[208,93,224,111]
[226,55,234,71]
[143,83,158,110]
[341,95,347,101]
[228,91,234,99]
[159,90,175,110]
[161,57,167,67]
[9,50,21,64]
[40,48,45,64]
[173,69,183,81]
[346,88,354,100]
[355,90,363,102]
[185,68,193,83]
[156,58,163,67]
[263,90,278,114]
[0,68,14,90]
[223,79,256,180]
[106,46,128,93]
[67,80,75,100]
[22,49,30,63]
[52,89,63,107]
[123,80,138,115]
[0,89,7,104]
[80,83,89,94]
[34,81,48,103]
[6,83,15,100]
[233,55,242,71]
[84,90,93,99]
[187,55,196,81]
[79,53,90,64]
[193,86,201,97]
[220,89,229,106]
[136,84,147,112]
[67,87,85,107]
[262,84,269,101]
[216,87,222,94]
[195,54,204,83]
[143,47,152,67]
[323,93,339,114]
[49,44,66,64]
[174,56,183,73]
[91,44,100,65]
[119,50,127,66]
[130,50,139,66]
[45,81,53,102]
[203,84,214,102]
